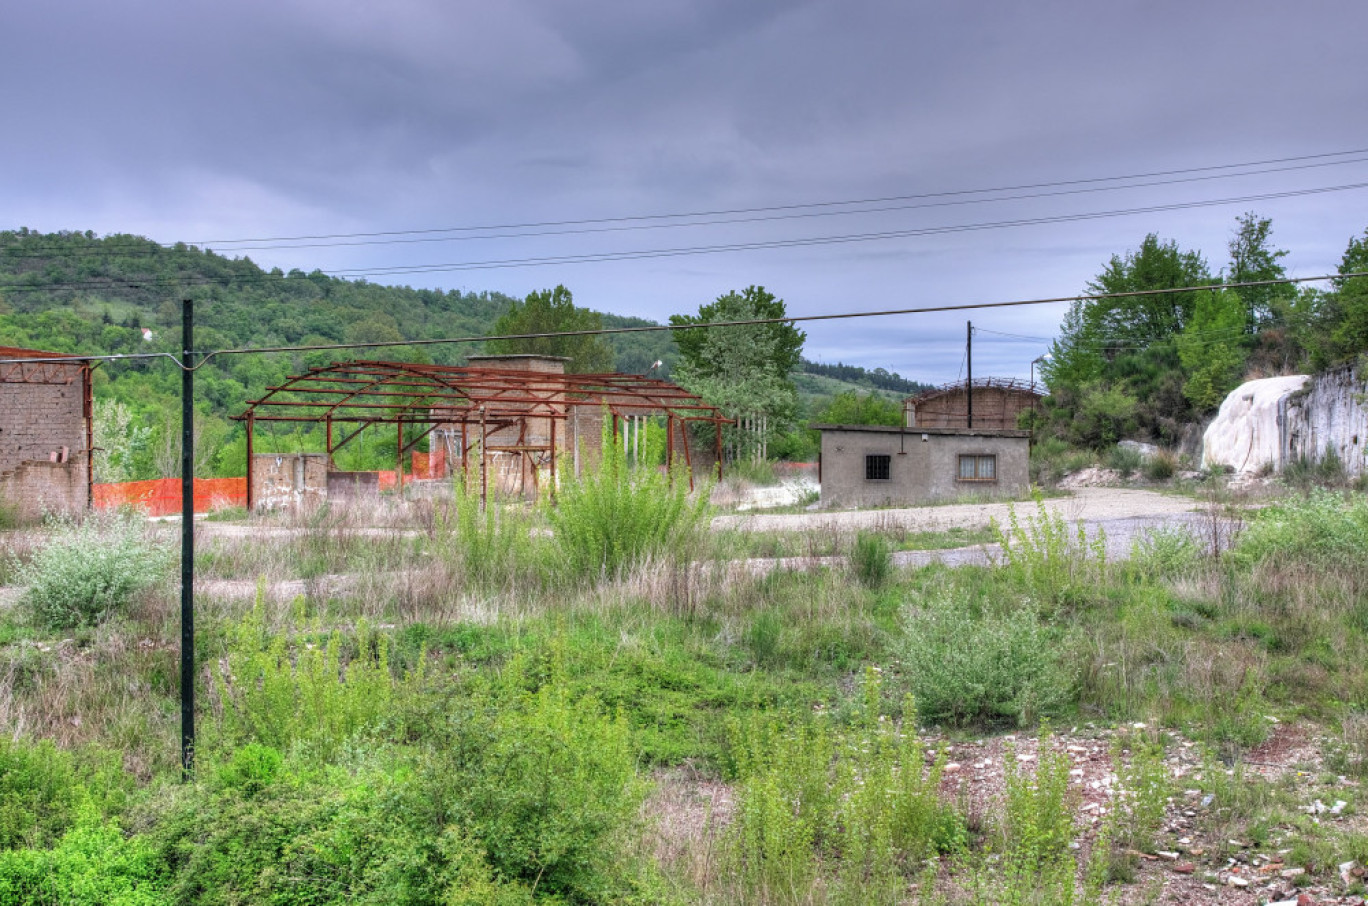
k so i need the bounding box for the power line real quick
[190,146,1368,246]
[5,272,1354,372]
[198,155,1368,253]
[6,148,1368,259]
[6,183,1366,296]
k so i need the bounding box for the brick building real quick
[0,347,93,518]
[904,378,1041,431]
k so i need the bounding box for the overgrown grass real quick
[9,477,1368,901]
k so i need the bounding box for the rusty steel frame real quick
[234,360,730,508]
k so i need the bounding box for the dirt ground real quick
[647,722,1366,905]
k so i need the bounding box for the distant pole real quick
[966,321,973,429]
[180,299,195,779]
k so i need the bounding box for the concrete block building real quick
[814,423,1029,509]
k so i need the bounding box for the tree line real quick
[1041,214,1368,448]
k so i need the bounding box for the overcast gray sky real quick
[3,0,1366,382]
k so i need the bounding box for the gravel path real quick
[711,486,1201,535]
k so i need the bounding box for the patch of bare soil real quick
[646,723,1368,905]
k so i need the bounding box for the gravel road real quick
[715,486,1213,570]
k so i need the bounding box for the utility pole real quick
[966,320,973,429]
[180,299,195,778]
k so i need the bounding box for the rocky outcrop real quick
[1286,366,1368,476]
[1202,368,1368,476]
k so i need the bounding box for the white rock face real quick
[1203,368,1368,477]
[1286,366,1368,476]
[1202,375,1309,475]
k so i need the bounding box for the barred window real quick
[865,454,891,481]
[958,454,997,481]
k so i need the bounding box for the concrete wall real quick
[0,360,90,517]
[817,425,1029,509]
[252,453,330,510]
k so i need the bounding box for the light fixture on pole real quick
[1029,353,1051,445]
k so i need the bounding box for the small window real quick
[865,454,891,481]
[958,454,997,481]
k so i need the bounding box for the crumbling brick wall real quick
[0,355,90,517]
[906,382,1040,431]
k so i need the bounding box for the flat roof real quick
[811,423,1029,439]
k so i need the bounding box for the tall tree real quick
[1227,212,1293,329]
[670,286,805,457]
[1045,234,1213,446]
[485,285,614,374]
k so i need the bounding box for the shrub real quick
[1129,526,1202,579]
[1105,444,1144,478]
[851,530,892,588]
[17,514,173,630]
[440,484,545,592]
[1234,490,1368,568]
[450,675,646,901]
[211,593,424,760]
[1143,448,1177,481]
[993,495,1108,612]
[900,594,1075,729]
[0,812,166,906]
[724,673,959,903]
[0,738,83,850]
[550,443,710,579]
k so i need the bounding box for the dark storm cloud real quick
[3,0,1367,379]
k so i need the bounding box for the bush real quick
[1104,444,1144,478]
[851,531,892,588]
[211,594,424,760]
[724,674,959,903]
[550,444,709,579]
[0,738,83,850]
[900,594,1075,729]
[1143,449,1177,481]
[17,514,173,630]
[1233,490,1368,568]
[0,812,166,906]
[994,495,1108,612]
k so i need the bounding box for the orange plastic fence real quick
[93,477,247,517]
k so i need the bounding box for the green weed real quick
[17,514,173,630]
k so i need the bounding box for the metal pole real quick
[245,414,254,511]
[180,298,195,779]
[966,320,974,429]
[480,407,488,512]
[396,418,403,496]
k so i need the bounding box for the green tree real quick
[669,286,805,457]
[812,391,902,427]
[1044,234,1214,445]
[485,285,614,373]
[1228,212,1294,330]
[1177,288,1249,410]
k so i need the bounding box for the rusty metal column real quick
[396,418,404,495]
[245,414,255,512]
[666,416,675,477]
[548,417,557,500]
[460,419,469,489]
[325,417,333,468]
[715,420,723,481]
[479,407,488,512]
